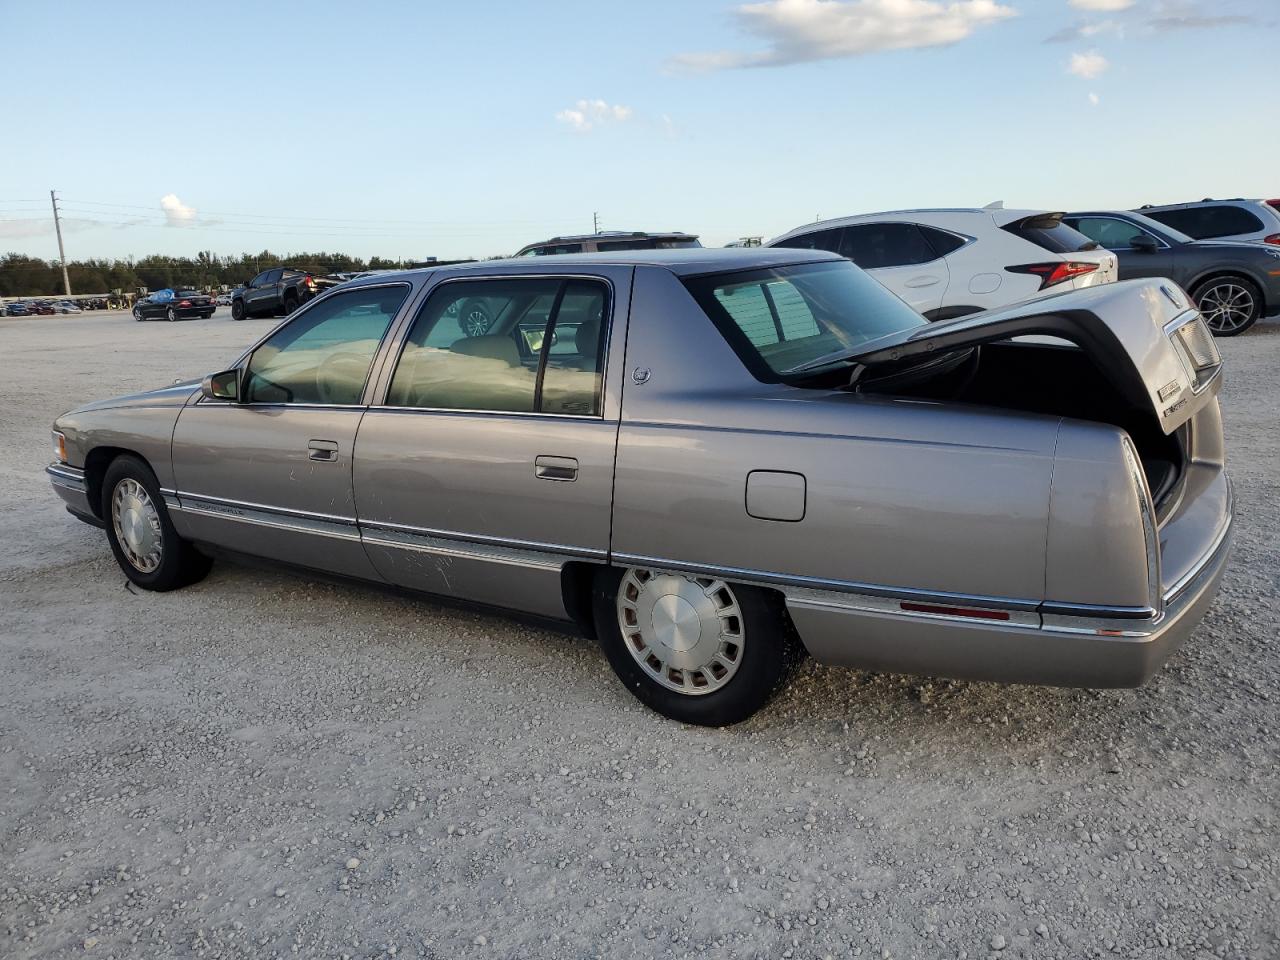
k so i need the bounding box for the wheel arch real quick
[1186,268,1267,306]
[83,446,154,519]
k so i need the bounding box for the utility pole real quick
[50,190,71,296]
[593,211,600,234]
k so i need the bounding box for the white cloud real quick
[555,99,633,132]
[1067,50,1109,77]
[1069,0,1133,10]
[669,0,1017,71]
[1088,91,1101,105]
[1045,18,1124,42]
[160,193,197,227]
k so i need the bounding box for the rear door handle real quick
[308,439,339,462]
[535,455,578,482]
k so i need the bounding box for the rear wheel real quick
[1193,276,1261,336]
[283,292,299,314]
[592,566,802,726]
[231,299,246,321]
[166,306,177,322]
[102,455,211,591]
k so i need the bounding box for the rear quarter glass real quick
[1003,218,1096,254]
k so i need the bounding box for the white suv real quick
[766,208,1118,320]
[1136,199,1280,247]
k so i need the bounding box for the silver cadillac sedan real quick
[47,249,1232,725]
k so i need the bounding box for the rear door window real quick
[771,228,844,253]
[838,223,938,268]
[1143,205,1264,239]
[386,278,608,415]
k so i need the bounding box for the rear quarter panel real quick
[611,266,1060,603]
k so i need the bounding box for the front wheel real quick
[1193,277,1261,336]
[592,567,803,726]
[102,455,212,591]
[231,299,245,321]
[132,307,142,321]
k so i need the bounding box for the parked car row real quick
[759,202,1279,336]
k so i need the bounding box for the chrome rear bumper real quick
[787,495,1232,689]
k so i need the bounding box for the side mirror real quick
[1130,234,1159,253]
[201,369,240,402]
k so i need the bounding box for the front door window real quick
[244,284,409,405]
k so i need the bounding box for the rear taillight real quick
[1263,234,1280,245]
[1006,261,1099,290]
[1266,199,1280,211]
[305,274,316,289]
[1170,314,1222,391]
[179,300,191,307]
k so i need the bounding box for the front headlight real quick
[52,430,67,463]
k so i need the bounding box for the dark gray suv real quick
[1063,210,1280,335]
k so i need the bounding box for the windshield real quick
[683,260,926,381]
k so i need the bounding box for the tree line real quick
[0,250,422,298]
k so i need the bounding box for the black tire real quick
[458,298,494,337]
[1192,276,1261,337]
[101,455,212,592]
[591,566,803,726]
[132,307,143,322]
[231,299,246,321]
[166,306,177,322]
[283,292,299,315]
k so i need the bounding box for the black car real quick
[231,267,340,321]
[132,290,215,322]
[1063,210,1280,335]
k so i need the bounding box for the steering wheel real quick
[316,352,371,404]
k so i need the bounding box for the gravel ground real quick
[1,308,1277,960]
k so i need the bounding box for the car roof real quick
[1135,198,1266,211]
[525,230,697,245]
[769,207,1055,242]
[343,247,843,285]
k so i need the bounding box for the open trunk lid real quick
[841,279,1223,435]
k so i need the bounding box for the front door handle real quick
[535,455,578,482]
[308,439,339,462]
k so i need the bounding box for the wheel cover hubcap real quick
[1198,284,1253,333]
[616,569,745,695]
[111,478,162,573]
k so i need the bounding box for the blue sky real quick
[2,0,1276,261]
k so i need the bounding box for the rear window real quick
[1143,205,1265,240]
[1003,216,1098,253]
[683,260,926,382]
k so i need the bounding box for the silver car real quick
[47,249,1232,725]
